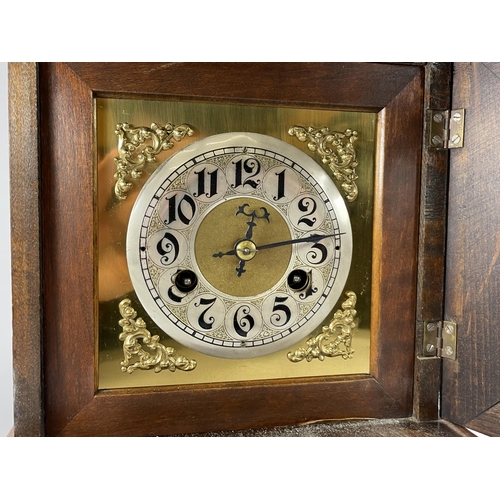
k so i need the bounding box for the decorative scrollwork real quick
[114,122,194,200]
[288,126,359,202]
[118,298,197,373]
[287,291,357,363]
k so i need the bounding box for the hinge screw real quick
[426,323,436,331]
[452,112,462,122]
[451,134,462,145]
[425,343,435,353]
[433,113,444,123]
[445,324,455,335]
[431,135,443,146]
[445,346,454,357]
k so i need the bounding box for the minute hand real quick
[256,233,343,252]
[212,233,344,259]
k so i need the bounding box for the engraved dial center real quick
[194,197,292,298]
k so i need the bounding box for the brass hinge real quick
[427,109,465,149]
[423,320,457,360]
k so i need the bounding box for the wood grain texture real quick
[58,377,407,436]
[9,63,44,437]
[370,71,423,409]
[416,63,452,323]
[442,62,500,434]
[38,63,96,437]
[413,63,453,420]
[66,62,421,111]
[413,356,441,421]
[13,63,425,435]
[466,402,500,436]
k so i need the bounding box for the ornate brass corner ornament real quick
[114,122,194,200]
[288,126,359,202]
[118,298,197,373]
[287,291,357,362]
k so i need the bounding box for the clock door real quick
[11,62,424,436]
[442,62,500,436]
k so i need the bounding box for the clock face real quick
[127,132,352,358]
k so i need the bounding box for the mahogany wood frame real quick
[10,62,426,436]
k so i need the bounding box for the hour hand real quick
[213,239,257,277]
[213,239,257,260]
[212,248,248,277]
[213,249,236,258]
[235,260,246,277]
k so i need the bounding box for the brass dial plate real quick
[96,98,375,387]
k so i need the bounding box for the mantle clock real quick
[9,62,500,436]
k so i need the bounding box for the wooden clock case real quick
[9,62,500,436]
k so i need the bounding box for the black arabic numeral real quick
[297,196,317,227]
[195,296,217,330]
[156,232,180,266]
[306,241,328,265]
[167,285,185,303]
[232,157,261,189]
[273,169,286,201]
[270,296,292,328]
[194,167,219,198]
[233,305,255,338]
[164,193,196,226]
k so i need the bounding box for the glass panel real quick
[96,98,376,389]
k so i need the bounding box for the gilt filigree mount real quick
[288,126,359,202]
[287,291,357,362]
[114,122,194,200]
[118,298,197,373]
